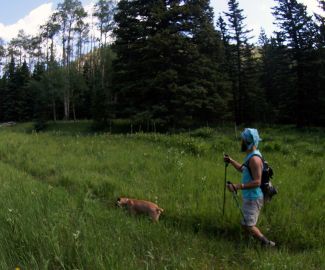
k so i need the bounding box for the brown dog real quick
[117,197,164,222]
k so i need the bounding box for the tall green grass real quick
[0,123,323,269]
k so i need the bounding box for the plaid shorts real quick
[241,198,264,226]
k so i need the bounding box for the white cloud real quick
[1,0,323,45]
[300,0,319,13]
[0,3,54,42]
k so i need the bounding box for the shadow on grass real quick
[153,210,317,253]
[161,212,248,244]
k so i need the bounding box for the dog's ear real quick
[117,197,121,202]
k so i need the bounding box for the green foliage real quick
[113,0,229,126]
[272,0,321,127]
[220,0,264,124]
[258,31,296,123]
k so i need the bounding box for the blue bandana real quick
[241,128,262,150]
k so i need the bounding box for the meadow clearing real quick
[0,122,323,269]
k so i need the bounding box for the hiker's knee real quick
[242,225,256,233]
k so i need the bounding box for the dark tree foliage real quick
[222,0,263,124]
[258,32,295,123]
[2,58,18,121]
[272,0,319,127]
[0,0,324,128]
[113,0,229,127]
[82,47,115,124]
[241,44,267,123]
[314,0,325,125]
[0,76,6,121]
[16,61,33,120]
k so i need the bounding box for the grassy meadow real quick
[0,122,323,269]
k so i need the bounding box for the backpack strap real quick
[241,154,264,179]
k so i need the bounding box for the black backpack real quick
[243,154,278,201]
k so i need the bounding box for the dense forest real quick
[0,0,324,129]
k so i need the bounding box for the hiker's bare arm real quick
[243,156,262,189]
[224,156,243,172]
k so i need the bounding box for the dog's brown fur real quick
[117,197,164,222]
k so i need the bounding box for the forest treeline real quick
[0,0,324,129]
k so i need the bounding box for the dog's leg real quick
[151,215,158,223]
[150,212,160,223]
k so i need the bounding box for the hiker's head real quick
[240,128,261,152]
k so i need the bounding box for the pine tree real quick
[15,61,32,120]
[258,31,295,123]
[30,62,48,129]
[185,0,231,123]
[0,38,6,121]
[113,0,228,127]
[241,44,267,123]
[223,0,262,124]
[272,0,317,126]
[0,75,6,122]
[3,58,18,121]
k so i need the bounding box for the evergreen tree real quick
[272,0,317,126]
[15,61,32,120]
[69,63,89,120]
[3,58,18,121]
[186,0,230,122]
[258,31,295,123]
[223,0,262,124]
[30,62,48,129]
[241,43,267,123]
[113,0,228,127]
[94,48,115,123]
[0,75,6,121]
[80,60,94,119]
[30,63,68,123]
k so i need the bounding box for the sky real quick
[211,0,323,39]
[0,0,323,42]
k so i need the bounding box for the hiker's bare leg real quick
[242,225,275,246]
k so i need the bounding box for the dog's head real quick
[116,197,129,207]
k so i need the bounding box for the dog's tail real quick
[157,207,164,214]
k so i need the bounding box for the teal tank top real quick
[241,150,264,200]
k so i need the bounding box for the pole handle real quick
[223,153,230,167]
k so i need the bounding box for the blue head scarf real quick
[241,128,262,150]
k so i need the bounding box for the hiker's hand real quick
[227,183,241,192]
[224,154,231,164]
[227,183,236,192]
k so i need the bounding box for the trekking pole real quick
[222,154,229,216]
[227,181,246,225]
